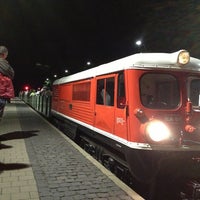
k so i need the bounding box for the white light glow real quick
[146,120,170,142]
[136,40,142,46]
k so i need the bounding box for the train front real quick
[126,50,200,183]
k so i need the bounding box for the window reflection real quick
[189,79,200,107]
[140,73,179,109]
[96,77,114,106]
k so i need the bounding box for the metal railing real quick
[19,91,52,118]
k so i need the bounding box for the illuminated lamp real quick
[141,119,171,142]
[185,124,196,133]
[178,50,190,65]
[24,86,29,91]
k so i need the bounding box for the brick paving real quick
[0,99,144,200]
[0,101,39,200]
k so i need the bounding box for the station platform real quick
[0,98,144,200]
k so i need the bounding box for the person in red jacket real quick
[0,46,15,119]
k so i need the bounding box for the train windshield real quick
[188,78,200,109]
[140,73,180,109]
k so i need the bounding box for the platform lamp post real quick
[135,40,142,52]
[83,61,92,70]
[87,61,91,66]
[135,40,146,52]
[136,40,142,46]
[36,62,52,88]
[64,69,69,75]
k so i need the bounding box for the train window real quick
[117,73,126,108]
[189,78,200,108]
[72,82,91,101]
[140,73,179,109]
[96,77,114,106]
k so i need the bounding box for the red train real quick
[51,50,200,184]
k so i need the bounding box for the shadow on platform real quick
[0,130,36,174]
[0,143,12,149]
[0,130,39,141]
[0,162,30,174]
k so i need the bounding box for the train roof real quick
[53,50,200,85]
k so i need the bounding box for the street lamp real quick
[87,61,91,66]
[136,40,142,46]
[135,39,146,52]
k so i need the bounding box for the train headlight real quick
[178,50,190,65]
[143,120,171,142]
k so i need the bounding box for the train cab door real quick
[114,72,128,140]
[94,75,115,134]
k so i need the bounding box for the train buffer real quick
[0,98,144,200]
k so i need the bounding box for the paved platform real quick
[0,98,144,200]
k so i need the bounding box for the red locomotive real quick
[51,50,200,186]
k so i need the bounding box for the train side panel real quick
[94,74,116,134]
[51,84,61,112]
[125,69,146,143]
[52,79,95,126]
[94,72,129,140]
[68,79,94,125]
[52,71,129,141]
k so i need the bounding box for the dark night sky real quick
[0,0,200,93]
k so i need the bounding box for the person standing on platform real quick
[0,46,15,119]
